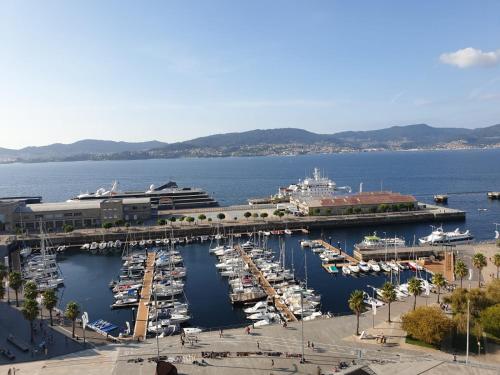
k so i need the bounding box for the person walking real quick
[271,359,274,367]
[311,342,315,351]
[219,329,223,338]
[257,341,260,349]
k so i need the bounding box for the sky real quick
[1,1,500,149]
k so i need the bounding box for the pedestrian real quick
[271,359,274,367]
[44,346,48,356]
[219,329,223,338]
[316,365,321,375]
[307,340,310,348]
[8,368,11,375]
[257,341,260,349]
[311,342,315,351]
[181,338,185,347]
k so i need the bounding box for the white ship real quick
[354,233,406,251]
[276,167,351,198]
[419,226,473,246]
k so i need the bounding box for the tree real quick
[480,304,500,338]
[65,301,80,338]
[252,213,259,219]
[217,213,225,222]
[63,224,74,233]
[454,259,468,289]
[8,271,22,307]
[401,306,454,346]
[381,282,397,322]
[260,212,268,220]
[157,218,166,226]
[273,209,280,218]
[243,212,252,221]
[186,216,195,225]
[178,216,185,226]
[485,279,500,304]
[493,253,500,279]
[348,290,365,335]
[102,222,113,229]
[278,211,285,219]
[24,281,38,300]
[408,277,422,310]
[42,289,58,326]
[432,273,446,304]
[472,253,487,288]
[198,214,206,223]
[22,298,39,343]
[313,208,321,216]
[168,216,176,226]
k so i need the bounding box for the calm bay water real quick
[1,150,499,330]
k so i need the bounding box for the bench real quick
[7,334,29,352]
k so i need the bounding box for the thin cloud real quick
[220,99,339,109]
[440,47,500,68]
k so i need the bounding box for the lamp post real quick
[300,292,305,364]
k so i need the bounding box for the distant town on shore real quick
[1,123,499,164]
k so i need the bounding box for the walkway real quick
[133,251,155,341]
[234,245,297,322]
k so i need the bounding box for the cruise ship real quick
[69,181,218,210]
[275,167,352,198]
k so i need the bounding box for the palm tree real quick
[408,277,422,310]
[21,298,39,343]
[65,301,80,338]
[472,253,487,288]
[381,282,397,322]
[24,280,38,301]
[493,253,500,279]
[348,290,365,335]
[431,273,446,303]
[454,259,468,288]
[42,289,58,326]
[8,271,22,307]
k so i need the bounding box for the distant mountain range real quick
[1,123,499,163]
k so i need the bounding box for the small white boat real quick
[284,229,292,235]
[80,243,90,250]
[348,264,360,273]
[342,266,351,275]
[368,260,380,272]
[98,242,107,250]
[379,262,392,273]
[358,261,370,272]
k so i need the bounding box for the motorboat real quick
[342,266,351,275]
[379,262,392,273]
[368,260,380,272]
[284,229,292,235]
[348,264,360,273]
[419,226,473,245]
[358,261,370,272]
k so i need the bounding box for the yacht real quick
[354,233,406,251]
[419,226,473,245]
[275,167,352,198]
[358,261,370,272]
[368,260,380,272]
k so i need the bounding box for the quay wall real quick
[5,207,465,250]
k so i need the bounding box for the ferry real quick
[419,226,473,245]
[354,233,406,251]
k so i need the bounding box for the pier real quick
[313,239,358,270]
[234,245,298,322]
[352,243,459,262]
[133,251,155,341]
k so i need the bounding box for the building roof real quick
[296,191,417,208]
[19,200,101,213]
[122,197,151,205]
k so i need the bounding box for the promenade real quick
[3,290,498,374]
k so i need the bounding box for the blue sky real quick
[1,1,499,148]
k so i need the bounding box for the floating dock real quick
[312,239,358,264]
[352,243,459,262]
[133,251,155,341]
[234,245,297,322]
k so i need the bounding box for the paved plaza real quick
[1,290,498,375]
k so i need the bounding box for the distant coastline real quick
[1,143,499,166]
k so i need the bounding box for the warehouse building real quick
[291,191,417,216]
[0,197,151,232]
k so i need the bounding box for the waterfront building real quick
[291,191,417,216]
[0,197,151,232]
